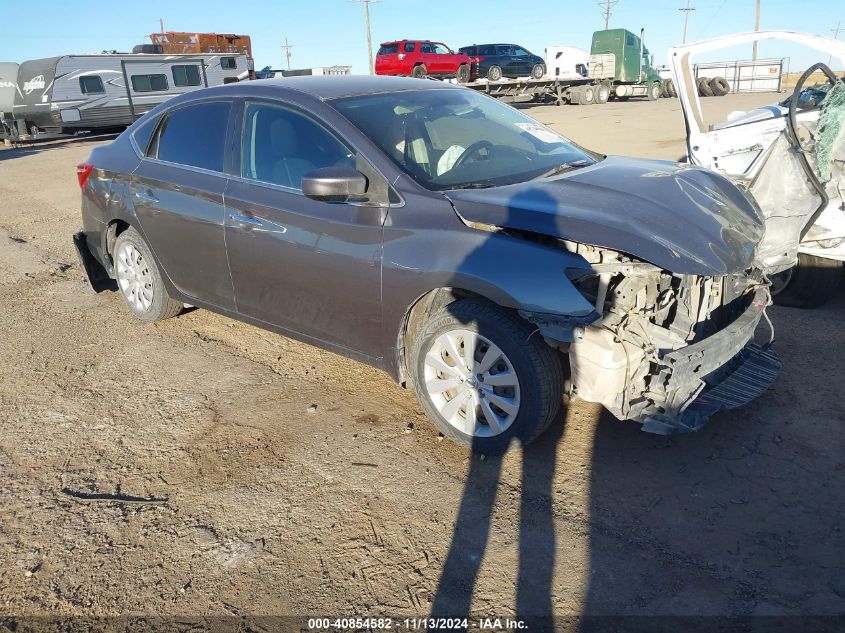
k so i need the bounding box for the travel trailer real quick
[4,52,248,138]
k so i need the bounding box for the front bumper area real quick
[636,286,780,434]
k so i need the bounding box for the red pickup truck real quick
[375,40,471,82]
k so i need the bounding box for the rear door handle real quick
[134,190,159,204]
[228,213,263,227]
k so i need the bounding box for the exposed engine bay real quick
[524,242,780,435]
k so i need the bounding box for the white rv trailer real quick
[6,52,248,137]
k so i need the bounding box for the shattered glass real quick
[816,81,845,182]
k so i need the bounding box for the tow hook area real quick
[72,231,115,293]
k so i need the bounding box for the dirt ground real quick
[0,92,843,630]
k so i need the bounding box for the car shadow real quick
[424,185,845,630]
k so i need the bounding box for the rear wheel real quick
[647,81,661,101]
[594,83,610,104]
[411,299,564,453]
[771,254,843,309]
[113,227,182,321]
[411,64,427,78]
[456,64,470,84]
[531,63,545,79]
[487,65,503,81]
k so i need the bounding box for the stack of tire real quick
[660,76,730,98]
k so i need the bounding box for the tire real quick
[487,65,502,81]
[710,76,730,96]
[411,64,427,79]
[667,78,677,98]
[771,254,843,309]
[456,64,470,84]
[594,83,610,104]
[697,77,714,97]
[113,227,182,321]
[410,299,564,454]
[647,81,661,101]
[531,63,545,79]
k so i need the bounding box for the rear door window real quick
[241,102,354,190]
[154,101,231,172]
[404,42,416,53]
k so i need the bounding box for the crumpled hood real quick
[445,156,765,276]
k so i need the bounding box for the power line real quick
[351,0,379,75]
[830,20,842,68]
[281,37,293,71]
[679,0,696,44]
[597,0,620,30]
[752,0,761,61]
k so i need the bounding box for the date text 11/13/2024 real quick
[307,617,528,630]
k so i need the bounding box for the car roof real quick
[170,75,462,103]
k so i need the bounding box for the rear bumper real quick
[73,230,114,293]
[632,286,780,433]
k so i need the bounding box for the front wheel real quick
[531,63,545,79]
[113,227,182,321]
[410,299,564,453]
[771,254,843,308]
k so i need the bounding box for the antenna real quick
[679,0,696,44]
[597,0,619,30]
[351,0,379,75]
[281,37,293,70]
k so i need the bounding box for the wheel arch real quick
[396,287,497,387]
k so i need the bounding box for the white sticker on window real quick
[515,122,561,144]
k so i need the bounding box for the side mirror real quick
[302,166,368,202]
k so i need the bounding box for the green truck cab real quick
[589,28,662,100]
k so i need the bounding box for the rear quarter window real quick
[154,101,231,172]
[378,44,399,55]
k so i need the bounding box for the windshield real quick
[330,89,594,190]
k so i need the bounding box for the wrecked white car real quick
[670,31,845,307]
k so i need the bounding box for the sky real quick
[0,0,841,73]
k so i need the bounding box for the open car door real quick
[669,31,845,297]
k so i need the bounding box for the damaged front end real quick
[528,243,781,435]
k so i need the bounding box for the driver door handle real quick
[229,213,264,227]
[133,189,158,204]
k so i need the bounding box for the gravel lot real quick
[0,92,843,627]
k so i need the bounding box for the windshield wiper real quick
[536,159,593,180]
[449,182,496,190]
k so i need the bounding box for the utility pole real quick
[831,21,842,68]
[159,18,164,34]
[351,0,379,75]
[281,37,293,70]
[597,0,619,31]
[752,0,761,60]
[679,0,695,44]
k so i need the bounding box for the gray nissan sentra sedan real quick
[74,76,781,453]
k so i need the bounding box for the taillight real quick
[472,56,485,63]
[77,163,94,189]
[398,53,406,60]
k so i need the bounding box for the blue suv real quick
[458,43,546,81]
